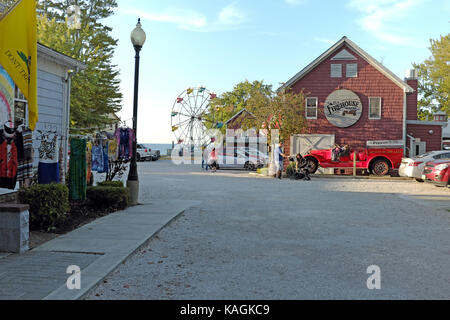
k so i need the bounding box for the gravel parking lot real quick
[86,161,450,299]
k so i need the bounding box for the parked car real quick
[235,147,269,170]
[304,147,404,176]
[422,159,450,187]
[213,149,265,171]
[150,149,160,161]
[136,144,153,161]
[399,150,450,182]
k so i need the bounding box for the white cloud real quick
[120,4,245,32]
[120,8,207,31]
[348,0,423,47]
[218,4,245,26]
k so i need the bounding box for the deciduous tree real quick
[245,87,307,145]
[36,0,122,132]
[413,34,450,120]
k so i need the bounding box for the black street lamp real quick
[127,18,146,206]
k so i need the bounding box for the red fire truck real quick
[304,147,404,176]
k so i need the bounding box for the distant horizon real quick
[141,142,174,145]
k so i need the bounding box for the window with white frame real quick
[369,97,381,119]
[306,97,318,119]
[330,64,342,78]
[14,85,27,126]
[346,64,358,78]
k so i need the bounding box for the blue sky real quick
[105,0,450,144]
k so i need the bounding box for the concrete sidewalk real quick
[0,200,200,300]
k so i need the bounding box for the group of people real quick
[273,141,311,181]
[331,143,350,161]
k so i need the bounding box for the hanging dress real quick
[69,138,87,200]
[101,140,109,174]
[38,132,60,184]
[108,139,118,162]
[91,144,104,172]
[86,141,93,185]
[128,128,135,159]
[0,126,24,189]
[17,127,33,182]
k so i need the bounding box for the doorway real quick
[411,141,426,157]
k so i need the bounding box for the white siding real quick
[32,69,64,167]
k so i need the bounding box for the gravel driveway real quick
[86,161,450,299]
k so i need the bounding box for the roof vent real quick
[405,69,417,80]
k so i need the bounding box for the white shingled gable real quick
[331,49,357,60]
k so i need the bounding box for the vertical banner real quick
[0,65,14,126]
[0,0,38,130]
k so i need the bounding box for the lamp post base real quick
[127,180,139,206]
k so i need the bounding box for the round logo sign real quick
[324,89,362,128]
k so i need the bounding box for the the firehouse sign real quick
[324,89,362,128]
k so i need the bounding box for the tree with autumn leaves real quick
[208,80,307,145]
[414,33,450,120]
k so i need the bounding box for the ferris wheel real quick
[171,86,221,147]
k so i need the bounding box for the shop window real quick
[330,64,342,78]
[306,97,318,119]
[346,64,358,78]
[14,85,27,126]
[369,97,381,120]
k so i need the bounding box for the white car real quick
[235,148,269,168]
[210,149,266,170]
[136,144,153,161]
[399,150,450,181]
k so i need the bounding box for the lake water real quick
[142,143,173,156]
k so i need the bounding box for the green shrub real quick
[97,181,124,188]
[286,162,296,178]
[86,186,129,210]
[18,183,70,231]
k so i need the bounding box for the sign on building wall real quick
[367,140,404,147]
[0,65,14,125]
[324,89,362,128]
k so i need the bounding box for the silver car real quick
[214,148,267,170]
[399,150,450,181]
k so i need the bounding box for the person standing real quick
[209,147,218,172]
[202,145,209,171]
[273,141,288,179]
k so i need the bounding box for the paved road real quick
[86,160,450,299]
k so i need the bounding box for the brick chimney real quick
[405,69,418,121]
[433,110,448,122]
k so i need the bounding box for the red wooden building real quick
[280,36,445,160]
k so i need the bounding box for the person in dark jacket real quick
[295,153,311,181]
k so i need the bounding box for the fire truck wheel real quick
[372,159,390,176]
[306,158,318,174]
[415,178,424,183]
